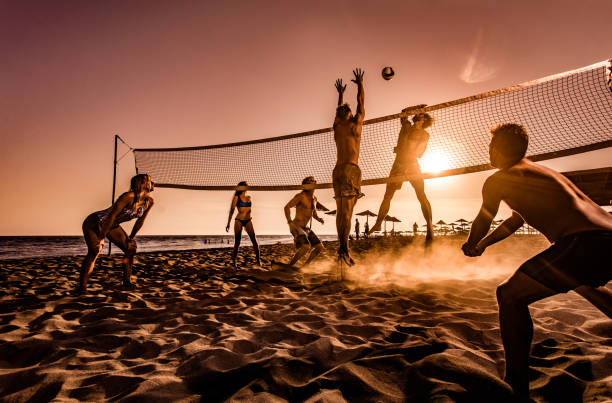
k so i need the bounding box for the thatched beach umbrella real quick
[435,220,448,235]
[387,216,401,232]
[455,218,469,231]
[356,210,377,226]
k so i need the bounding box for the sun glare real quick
[420,152,451,174]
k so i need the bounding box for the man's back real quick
[486,159,612,241]
[334,118,362,165]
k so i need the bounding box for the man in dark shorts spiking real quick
[368,107,434,240]
[332,68,365,266]
[284,176,325,267]
[462,123,612,399]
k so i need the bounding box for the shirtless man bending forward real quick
[462,123,612,399]
[333,68,365,265]
[284,176,325,267]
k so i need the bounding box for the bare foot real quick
[367,221,382,235]
[338,251,355,266]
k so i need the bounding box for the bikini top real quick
[236,197,252,208]
[94,205,145,227]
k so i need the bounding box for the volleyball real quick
[382,66,395,80]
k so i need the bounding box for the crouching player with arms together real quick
[462,123,612,399]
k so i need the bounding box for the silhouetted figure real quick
[364,221,369,238]
[78,174,154,294]
[413,222,419,236]
[369,108,434,240]
[355,219,360,240]
[284,176,325,267]
[226,181,261,268]
[333,68,365,265]
[462,123,612,399]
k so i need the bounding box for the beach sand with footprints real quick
[0,236,610,402]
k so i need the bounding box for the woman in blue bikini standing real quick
[78,173,154,294]
[226,181,261,268]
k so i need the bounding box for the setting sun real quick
[420,151,451,173]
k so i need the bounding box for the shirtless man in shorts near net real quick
[368,108,434,240]
[333,68,365,266]
[462,123,612,399]
[284,176,325,267]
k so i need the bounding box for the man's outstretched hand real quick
[335,79,346,93]
[352,68,364,84]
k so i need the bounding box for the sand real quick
[0,236,610,402]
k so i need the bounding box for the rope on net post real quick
[108,135,134,256]
[132,59,612,191]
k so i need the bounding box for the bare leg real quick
[574,285,612,319]
[244,221,261,266]
[336,196,357,265]
[106,226,134,288]
[78,216,104,294]
[368,184,397,234]
[290,245,310,266]
[232,220,242,268]
[303,243,324,267]
[496,270,557,398]
[410,178,433,240]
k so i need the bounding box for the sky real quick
[1,0,611,236]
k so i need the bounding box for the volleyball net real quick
[133,60,612,191]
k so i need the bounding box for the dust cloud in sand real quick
[304,235,551,288]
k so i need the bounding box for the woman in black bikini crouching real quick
[78,173,154,294]
[226,181,261,268]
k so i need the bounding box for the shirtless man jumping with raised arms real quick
[333,68,365,266]
[284,176,325,267]
[368,108,434,240]
[462,123,612,399]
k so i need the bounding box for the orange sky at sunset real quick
[1,0,611,235]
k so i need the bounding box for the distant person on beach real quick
[368,107,434,241]
[284,176,325,267]
[363,221,369,238]
[333,68,365,265]
[355,219,360,240]
[226,181,262,268]
[413,222,419,236]
[78,173,154,294]
[462,123,612,398]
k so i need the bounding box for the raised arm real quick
[462,177,502,256]
[335,79,346,106]
[129,197,154,239]
[226,196,238,232]
[352,68,364,122]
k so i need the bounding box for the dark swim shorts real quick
[519,230,612,293]
[332,163,364,199]
[293,226,321,249]
[388,158,422,190]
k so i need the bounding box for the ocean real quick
[0,234,338,260]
